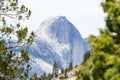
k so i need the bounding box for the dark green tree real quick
[39,72,48,80]
[68,62,73,71]
[64,68,68,79]
[61,68,64,74]
[30,73,38,80]
[101,0,120,42]
[0,0,34,80]
[52,61,58,78]
[47,73,52,80]
[82,51,91,64]
[43,72,47,80]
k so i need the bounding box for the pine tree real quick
[101,0,120,42]
[0,0,34,80]
[47,73,52,80]
[39,72,48,80]
[52,61,58,78]
[61,68,64,74]
[82,51,91,64]
[30,73,38,80]
[43,72,47,80]
[64,68,68,79]
[68,62,73,71]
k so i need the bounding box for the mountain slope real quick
[28,16,89,76]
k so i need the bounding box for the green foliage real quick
[47,73,52,80]
[61,62,73,74]
[30,73,38,80]
[0,51,32,80]
[82,51,91,64]
[64,68,68,79]
[76,58,93,80]
[59,76,64,80]
[38,72,50,80]
[61,68,64,74]
[0,40,6,53]
[17,27,28,42]
[76,0,120,80]
[0,0,34,80]
[101,0,120,41]
[0,27,14,35]
[88,32,120,80]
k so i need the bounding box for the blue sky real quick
[21,0,106,38]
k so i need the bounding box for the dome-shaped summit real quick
[28,16,89,76]
[35,16,87,66]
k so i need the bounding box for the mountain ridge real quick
[28,16,89,76]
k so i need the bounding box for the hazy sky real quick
[21,0,106,38]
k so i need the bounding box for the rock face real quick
[28,16,88,76]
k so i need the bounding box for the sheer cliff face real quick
[28,16,88,76]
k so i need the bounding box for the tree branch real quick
[0,13,16,18]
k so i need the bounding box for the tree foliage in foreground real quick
[0,0,34,80]
[76,0,120,80]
